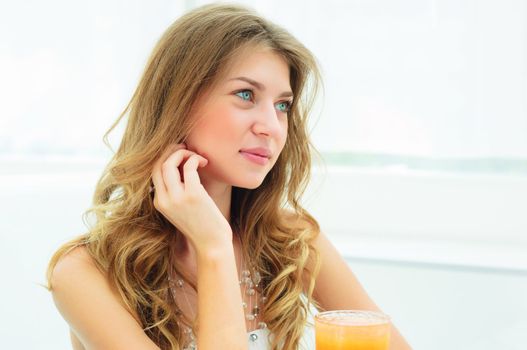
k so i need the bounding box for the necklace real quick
[168,239,268,349]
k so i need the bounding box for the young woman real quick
[46,3,411,350]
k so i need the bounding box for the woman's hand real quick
[151,143,233,253]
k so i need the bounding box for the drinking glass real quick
[314,310,391,350]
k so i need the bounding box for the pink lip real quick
[239,151,270,165]
[239,147,272,158]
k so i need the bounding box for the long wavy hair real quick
[46,3,324,349]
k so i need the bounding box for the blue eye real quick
[276,101,291,113]
[235,90,253,101]
[235,89,291,114]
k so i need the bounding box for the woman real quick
[46,3,411,350]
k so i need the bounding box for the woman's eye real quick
[235,89,253,102]
[276,101,292,113]
[235,89,291,113]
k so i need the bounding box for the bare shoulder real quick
[280,209,376,309]
[50,245,101,293]
[50,246,160,350]
[301,228,382,312]
[50,246,110,305]
[51,245,96,276]
[278,210,379,314]
[280,208,318,233]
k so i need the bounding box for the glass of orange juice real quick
[314,310,391,350]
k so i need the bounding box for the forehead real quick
[217,46,291,89]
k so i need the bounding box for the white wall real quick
[306,166,527,271]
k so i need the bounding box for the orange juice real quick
[315,310,390,350]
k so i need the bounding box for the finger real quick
[152,162,167,195]
[162,149,200,196]
[159,143,186,166]
[183,154,208,189]
[151,143,186,193]
[157,143,187,168]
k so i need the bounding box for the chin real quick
[230,172,268,189]
[235,179,265,190]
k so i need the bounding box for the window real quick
[2,0,526,176]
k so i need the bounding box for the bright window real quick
[2,0,526,176]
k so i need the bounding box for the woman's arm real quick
[150,144,248,349]
[305,231,412,350]
[50,247,160,350]
[51,244,248,350]
[194,242,248,350]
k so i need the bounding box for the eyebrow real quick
[228,76,294,99]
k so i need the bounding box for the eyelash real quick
[234,89,292,113]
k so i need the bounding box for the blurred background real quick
[1,0,526,349]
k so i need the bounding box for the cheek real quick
[205,106,244,140]
[278,120,288,148]
[188,104,245,152]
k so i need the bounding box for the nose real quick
[251,100,283,137]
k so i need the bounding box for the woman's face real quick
[185,47,292,189]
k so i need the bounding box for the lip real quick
[239,149,271,166]
[239,147,272,158]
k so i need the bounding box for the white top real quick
[246,294,318,350]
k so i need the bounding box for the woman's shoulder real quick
[280,208,318,229]
[59,245,94,263]
[51,246,98,284]
[50,245,108,292]
[50,245,126,313]
[280,209,321,250]
[50,246,158,349]
[49,245,112,314]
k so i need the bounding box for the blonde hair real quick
[46,3,324,349]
